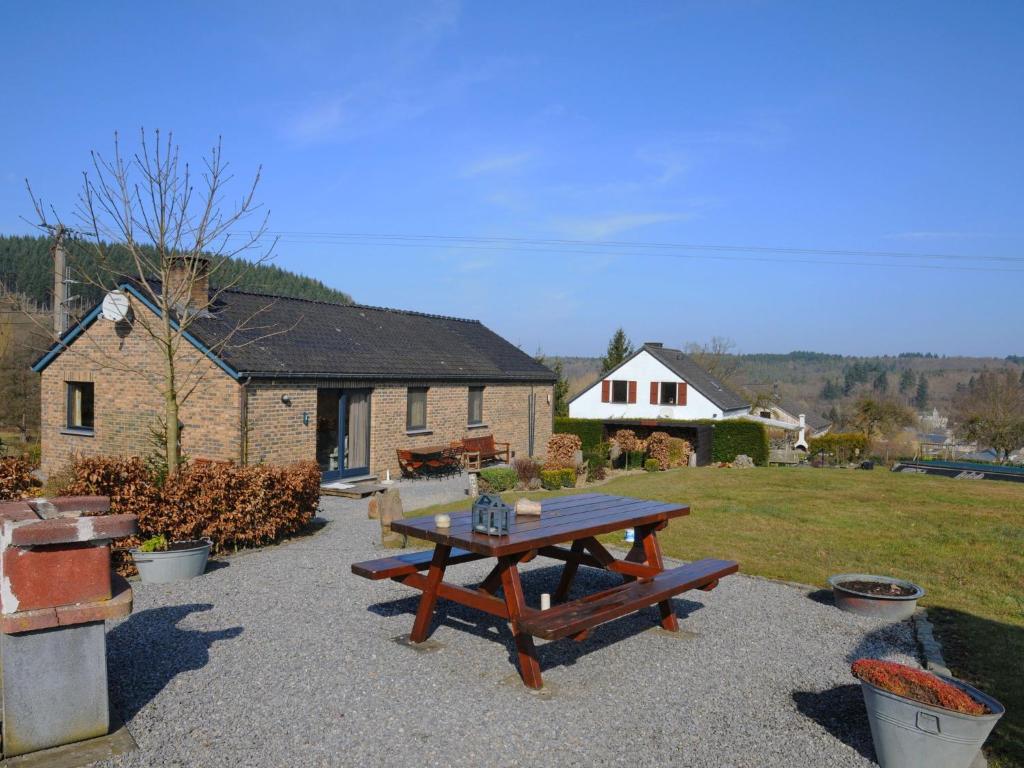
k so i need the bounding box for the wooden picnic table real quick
[353,493,738,689]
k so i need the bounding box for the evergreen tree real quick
[600,328,634,375]
[535,350,570,418]
[898,369,916,394]
[872,371,889,394]
[821,379,842,400]
[913,374,930,410]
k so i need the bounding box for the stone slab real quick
[1,576,132,635]
[0,708,136,768]
[27,497,111,519]
[2,543,112,614]
[7,514,136,547]
[1,621,109,757]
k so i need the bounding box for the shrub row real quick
[707,421,768,466]
[808,433,869,464]
[61,457,321,571]
[552,418,604,453]
[540,468,576,491]
[0,456,38,500]
[478,466,518,493]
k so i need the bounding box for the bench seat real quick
[352,548,483,581]
[518,558,738,640]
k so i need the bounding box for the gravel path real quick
[99,483,918,768]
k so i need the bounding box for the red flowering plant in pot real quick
[851,659,1004,768]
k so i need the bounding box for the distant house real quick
[569,343,750,422]
[32,258,555,480]
[749,398,831,448]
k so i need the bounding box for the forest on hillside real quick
[0,234,353,309]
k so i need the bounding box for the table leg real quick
[499,556,543,689]
[553,540,585,602]
[409,544,452,643]
[637,525,678,632]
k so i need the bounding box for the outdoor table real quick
[355,493,738,689]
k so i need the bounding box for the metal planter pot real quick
[860,675,1004,768]
[828,573,924,620]
[131,540,212,584]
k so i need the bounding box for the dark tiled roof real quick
[777,398,832,430]
[642,344,749,411]
[184,289,556,381]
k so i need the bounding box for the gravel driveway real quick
[99,482,917,768]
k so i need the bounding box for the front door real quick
[317,388,372,480]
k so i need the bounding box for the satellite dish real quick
[101,291,132,322]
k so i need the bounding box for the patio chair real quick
[396,449,423,479]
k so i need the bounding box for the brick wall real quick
[244,382,316,465]
[40,308,241,477]
[370,382,553,477]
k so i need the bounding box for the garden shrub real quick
[851,659,989,715]
[644,458,660,472]
[478,466,518,493]
[544,433,582,470]
[60,456,321,573]
[645,432,672,470]
[553,418,604,452]
[666,437,692,468]
[0,456,38,500]
[585,456,606,483]
[558,468,576,488]
[808,432,869,465]
[708,421,768,466]
[540,470,562,491]
[511,457,542,488]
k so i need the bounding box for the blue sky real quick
[2,1,1022,357]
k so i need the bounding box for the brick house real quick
[32,261,555,480]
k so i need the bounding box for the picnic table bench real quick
[352,493,738,689]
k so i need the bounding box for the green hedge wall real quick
[707,421,768,466]
[553,418,604,453]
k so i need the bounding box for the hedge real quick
[808,433,869,464]
[0,456,38,500]
[540,469,563,491]
[707,421,768,466]
[479,466,517,492]
[61,456,320,573]
[553,418,604,453]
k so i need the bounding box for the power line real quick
[225,230,1024,273]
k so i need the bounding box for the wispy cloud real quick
[460,151,535,178]
[551,211,694,239]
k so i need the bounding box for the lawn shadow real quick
[792,684,875,761]
[106,604,243,722]
[367,563,705,674]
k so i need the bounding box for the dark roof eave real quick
[237,370,557,383]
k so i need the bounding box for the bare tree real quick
[29,129,293,477]
[951,370,1024,460]
[685,336,740,384]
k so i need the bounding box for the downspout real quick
[239,377,251,466]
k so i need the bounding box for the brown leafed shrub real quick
[511,457,541,486]
[61,456,320,574]
[0,456,39,500]
[612,429,646,454]
[645,432,672,470]
[544,433,582,470]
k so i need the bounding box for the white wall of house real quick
[569,351,742,421]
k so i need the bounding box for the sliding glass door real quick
[317,388,372,480]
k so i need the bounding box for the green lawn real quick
[415,467,1024,767]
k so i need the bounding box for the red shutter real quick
[601,380,610,403]
[628,381,637,404]
[650,382,659,404]
[678,382,688,406]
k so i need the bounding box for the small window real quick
[759,410,772,419]
[66,381,95,432]
[406,387,428,431]
[611,380,629,403]
[468,386,484,425]
[660,382,677,405]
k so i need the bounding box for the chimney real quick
[644,341,663,348]
[165,256,210,311]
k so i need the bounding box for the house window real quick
[406,387,428,431]
[759,410,772,419]
[660,382,678,405]
[468,386,484,426]
[66,381,95,433]
[611,380,629,403]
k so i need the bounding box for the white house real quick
[569,343,750,421]
[748,397,832,449]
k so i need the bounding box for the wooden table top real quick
[406,445,450,457]
[390,493,689,557]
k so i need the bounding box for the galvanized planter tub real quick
[860,674,1004,768]
[828,573,924,620]
[131,540,212,584]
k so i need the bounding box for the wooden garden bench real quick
[460,434,511,470]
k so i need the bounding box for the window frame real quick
[610,380,629,403]
[659,381,678,405]
[467,386,485,427]
[406,387,429,432]
[65,381,95,434]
